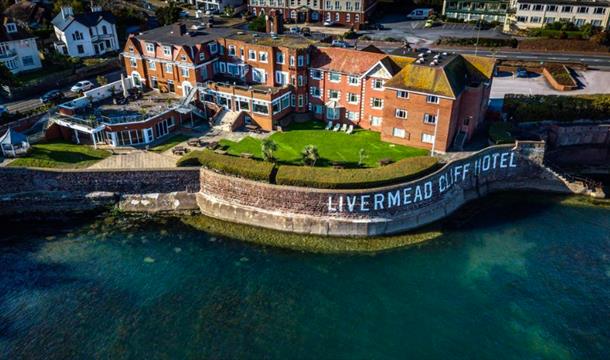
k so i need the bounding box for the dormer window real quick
[181,55,187,62]
[163,46,171,56]
[5,23,17,33]
[146,43,154,53]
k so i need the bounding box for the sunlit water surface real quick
[1,197,609,359]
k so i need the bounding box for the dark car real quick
[40,90,64,104]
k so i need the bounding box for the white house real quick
[51,6,119,58]
[0,15,42,74]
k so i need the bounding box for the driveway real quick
[360,14,509,46]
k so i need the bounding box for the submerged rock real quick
[174,247,182,253]
[143,257,155,263]
[45,236,56,241]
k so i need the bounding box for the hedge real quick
[503,94,610,123]
[275,156,439,189]
[437,37,518,48]
[177,149,275,182]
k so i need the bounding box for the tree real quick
[0,63,17,87]
[96,75,108,86]
[248,14,266,32]
[301,145,319,166]
[261,139,277,162]
[155,1,182,26]
[358,148,368,167]
[224,5,235,17]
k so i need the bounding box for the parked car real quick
[289,26,300,34]
[424,19,442,28]
[40,90,64,104]
[406,8,434,20]
[301,27,311,36]
[70,80,94,93]
[331,40,350,48]
[516,67,529,78]
[179,10,189,18]
[0,105,7,116]
[373,23,386,30]
[323,20,335,27]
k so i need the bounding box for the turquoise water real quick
[1,197,609,359]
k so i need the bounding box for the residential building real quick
[121,21,495,152]
[513,0,610,29]
[442,0,513,23]
[247,0,379,29]
[0,15,42,74]
[3,0,50,30]
[52,6,119,58]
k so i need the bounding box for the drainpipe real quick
[431,107,440,156]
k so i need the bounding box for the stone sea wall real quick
[197,141,575,236]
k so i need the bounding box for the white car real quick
[323,20,335,27]
[331,40,350,48]
[70,80,94,93]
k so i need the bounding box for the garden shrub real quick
[275,157,439,189]
[177,150,275,182]
[503,94,610,122]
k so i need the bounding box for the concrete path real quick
[89,150,177,169]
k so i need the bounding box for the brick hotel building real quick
[247,0,379,29]
[122,21,495,152]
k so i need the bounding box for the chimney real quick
[265,10,283,34]
[91,6,103,13]
[61,6,73,20]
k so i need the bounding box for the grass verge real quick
[8,141,110,169]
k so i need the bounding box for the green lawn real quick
[220,121,429,168]
[149,134,191,153]
[8,141,111,169]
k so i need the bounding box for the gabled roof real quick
[383,54,496,98]
[310,47,387,75]
[359,44,385,54]
[52,10,115,32]
[0,128,28,146]
[3,1,48,28]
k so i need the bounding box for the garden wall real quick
[197,141,578,236]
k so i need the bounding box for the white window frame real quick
[395,109,408,119]
[163,46,171,56]
[397,90,409,99]
[348,76,359,85]
[329,72,341,82]
[392,128,406,138]
[371,98,383,109]
[146,43,154,53]
[259,51,268,63]
[347,93,359,103]
[422,133,435,144]
[426,95,440,104]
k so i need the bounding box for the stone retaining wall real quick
[0,168,200,195]
[197,141,574,236]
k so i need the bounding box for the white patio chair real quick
[346,124,354,134]
[333,123,341,131]
[340,123,347,132]
[325,121,333,130]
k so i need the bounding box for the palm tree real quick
[261,139,277,162]
[302,145,319,166]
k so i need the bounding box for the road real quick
[4,70,123,115]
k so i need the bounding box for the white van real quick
[406,8,434,20]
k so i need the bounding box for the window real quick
[259,52,268,62]
[544,17,555,23]
[426,95,439,104]
[297,55,304,67]
[346,14,350,22]
[423,113,437,124]
[146,43,154,53]
[518,4,529,11]
[355,14,360,22]
[533,4,543,11]
[228,45,236,56]
[397,90,409,99]
[577,6,588,14]
[5,23,17,33]
[253,101,269,114]
[165,63,172,73]
[372,79,383,90]
[335,13,340,22]
[347,93,358,103]
[592,20,603,26]
[208,43,218,54]
[163,46,171,56]
[371,116,381,126]
[102,25,108,35]
[547,5,557,12]
[248,50,256,60]
[298,75,305,86]
[181,55,187,62]
[290,56,295,66]
[395,109,408,119]
[348,76,359,85]
[276,51,284,64]
[329,72,341,82]
[298,95,304,107]
[392,128,406,138]
[311,86,321,97]
[326,107,339,120]
[314,105,323,114]
[562,6,573,13]
[77,45,84,54]
[517,16,528,22]
[530,16,542,23]
[219,62,226,73]
[311,69,322,80]
[371,98,383,108]
[22,56,34,66]
[181,67,189,77]
[422,133,435,144]
[275,71,288,85]
[72,31,83,40]
[252,68,265,83]
[347,111,358,121]
[199,52,205,61]
[594,7,606,15]
[328,89,339,100]
[148,60,156,69]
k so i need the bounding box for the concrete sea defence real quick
[196,141,601,236]
[0,141,603,236]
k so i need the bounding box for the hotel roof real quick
[311,47,388,75]
[135,22,239,46]
[225,32,319,49]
